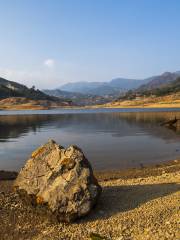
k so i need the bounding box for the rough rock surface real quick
[14,140,101,222]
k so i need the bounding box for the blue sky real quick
[0,0,180,89]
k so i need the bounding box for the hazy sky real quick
[0,0,180,89]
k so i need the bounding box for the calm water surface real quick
[0,108,180,171]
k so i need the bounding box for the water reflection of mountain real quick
[0,115,55,141]
[111,112,180,141]
[0,112,180,142]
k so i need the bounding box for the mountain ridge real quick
[59,77,145,96]
[0,77,62,101]
[137,72,180,91]
[59,71,180,96]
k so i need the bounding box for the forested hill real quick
[118,77,180,100]
[0,77,67,102]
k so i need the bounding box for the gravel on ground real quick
[0,161,179,240]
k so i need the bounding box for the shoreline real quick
[1,101,180,111]
[1,159,179,181]
[0,93,180,111]
[95,159,180,181]
[0,105,180,113]
[0,159,179,239]
[0,103,180,111]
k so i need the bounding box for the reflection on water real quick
[0,110,180,171]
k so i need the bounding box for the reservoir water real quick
[0,108,179,171]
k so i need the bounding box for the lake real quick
[0,108,180,171]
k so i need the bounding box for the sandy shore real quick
[101,103,180,109]
[1,103,180,111]
[0,160,179,240]
[1,94,180,111]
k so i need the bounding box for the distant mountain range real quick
[59,78,147,96]
[43,71,180,105]
[58,71,180,97]
[1,70,180,107]
[43,77,149,105]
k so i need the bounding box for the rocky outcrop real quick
[14,140,101,222]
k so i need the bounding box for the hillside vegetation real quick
[0,77,72,109]
[117,77,180,101]
[0,77,64,101]
[137,72,180,91]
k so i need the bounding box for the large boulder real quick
[14,140,101,222]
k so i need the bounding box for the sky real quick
[0,0,180,89]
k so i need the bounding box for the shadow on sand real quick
[80,182,180,222]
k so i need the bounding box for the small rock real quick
[90,232,107,240]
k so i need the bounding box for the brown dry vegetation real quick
[103,93,180,109]
[0,93,180,111]
[0,97,71,110]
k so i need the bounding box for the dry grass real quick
[103,93,180,109]
[0,97,71,110]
